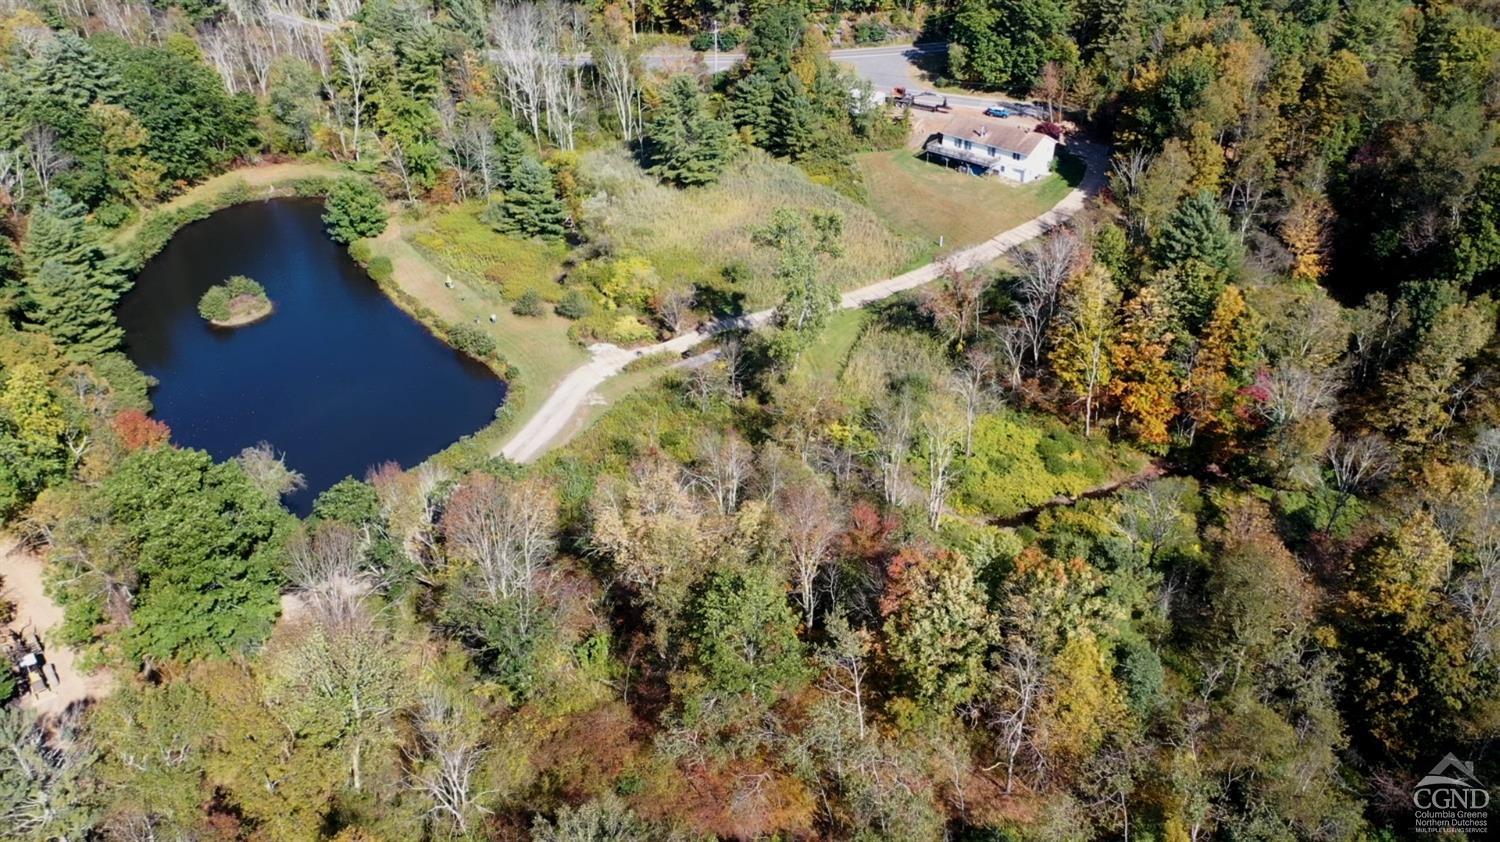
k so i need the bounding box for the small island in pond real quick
[198,275,273,327]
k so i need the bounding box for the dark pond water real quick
[118,198,507,515]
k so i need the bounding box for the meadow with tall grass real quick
[580,147,931,309]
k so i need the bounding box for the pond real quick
[117,198,507,515]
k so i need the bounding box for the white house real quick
[922,116,1058,183]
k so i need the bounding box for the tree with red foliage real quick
[111,409,169,451]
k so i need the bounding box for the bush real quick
[291,176,334,197]
[621,350,677,373]
[365,256,394,284]
[322,178,388,244]
[555,288,593,319]
[348,240,373,263]
[197,286,231,321]
[568,311,657,345]
[853,20,889,45]
[1035,122,1064,140]
[511,289,543,317]
[447,322,497,359]
[689,27,743,51]
[94,201,132,228]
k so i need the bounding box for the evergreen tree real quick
[21,191,127,358]
[321,178,388,243]
[1153,191,1239,328]
[495,128,529,189]
[486,158,566,240]
[770,74,819,159]
[644,75,735,187]
[726,69,776,145]
[1154,192,1238,275]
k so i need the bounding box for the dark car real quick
[983,106,1011,118]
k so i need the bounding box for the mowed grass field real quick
[857,148,1082,250]
[581,147,930,309]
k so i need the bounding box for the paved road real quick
[499,140,1108,463]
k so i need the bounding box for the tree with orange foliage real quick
[1107,287,1179,449]
[111,408,170,451]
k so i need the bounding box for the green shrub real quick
[348,240,373,263]
[322,178,388,244]
[689,26,743,51]
[555,288,593,319]
[568,311,658,345]
[94,202,132,228]
[953,411,1128,518]
[291,176,335,197]
[447,322,498,359]
[511,289,544,317]
[853,20,889,45]
[366,256,394,284]
[197,286,231,321]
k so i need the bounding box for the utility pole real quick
[712,19,720,72]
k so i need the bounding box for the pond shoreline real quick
[112,165,525,476]
[207,297,274,328]
[116,198,509,514]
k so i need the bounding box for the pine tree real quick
[770,74,819,159]
[644,75,735,187]
[495,128,529,189]
[21,191,128,358]
[486,158,566,240]
[1154,191,1236,270]
[726,69,776,145]
[1108,286,1179,449]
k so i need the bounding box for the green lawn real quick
[857,148,1082,250]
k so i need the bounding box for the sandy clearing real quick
[1,538,113,719]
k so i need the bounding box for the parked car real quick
[983,106,1011,118]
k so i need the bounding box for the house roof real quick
[933,116,1050,156]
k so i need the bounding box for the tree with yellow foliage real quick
[1181,285,1260,449]
[1280,183,1333,282]
[1050,264,1119,435]
[1108,287,1179,449]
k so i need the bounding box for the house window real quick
[959,139,973,151]
[1012,152,1022,160]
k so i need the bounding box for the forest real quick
[0,0,1496,839]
